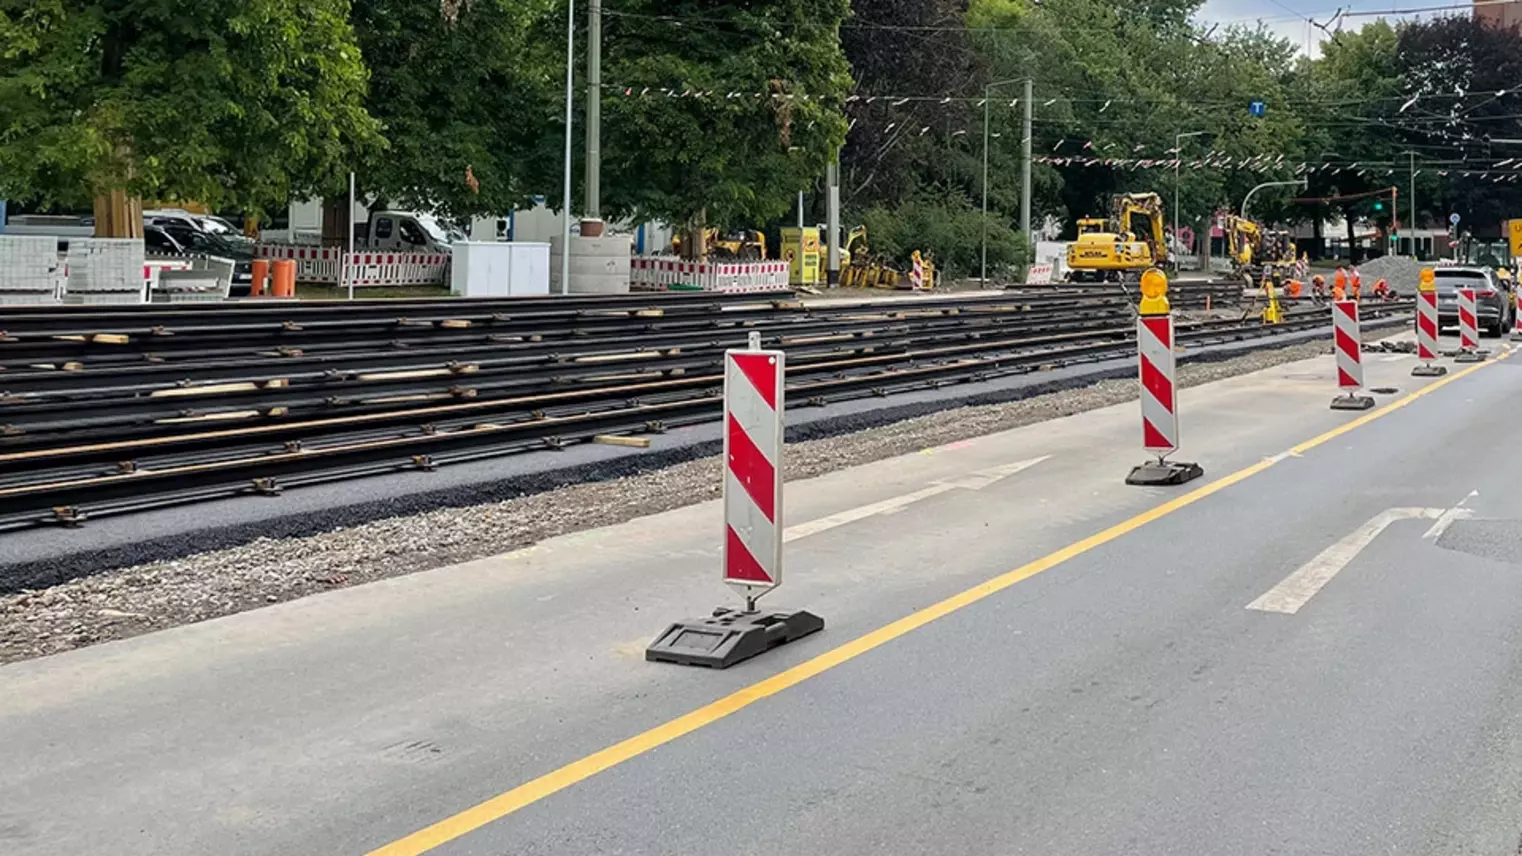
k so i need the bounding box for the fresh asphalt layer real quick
[0,319,1373,590]
[3,331,1516,855]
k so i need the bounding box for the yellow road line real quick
[369,353,1502,856]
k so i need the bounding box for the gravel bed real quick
[0,339,1336,665]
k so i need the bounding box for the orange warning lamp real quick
[1419,267,1436,293]
[1138,268,1170,315]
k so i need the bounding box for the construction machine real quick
[670,228,767,260]
[839,226,903,289]
[1225,216,1297,285]
[1065,193,1171,282]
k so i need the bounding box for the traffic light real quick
[1373,199,1384,212]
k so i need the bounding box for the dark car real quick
[1434,266,1514,337]
[149,224,256,297]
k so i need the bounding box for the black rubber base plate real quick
[1126,460,1204,486]
[1455,351,1487,363]
[1330,394,1376,410]
[1411,364,1448,377]
[646,607,825,669]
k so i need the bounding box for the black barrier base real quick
[1330,394,1376,411]
[1125,460,1204,486]
[1411,363,1448,377]
[646,607,824,669]
[1455,350,1487,363]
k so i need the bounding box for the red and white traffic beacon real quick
[1412,267,1447,377]
[1329,298,1376,410]
[646,332,824,669]
[1125,269,1204,487]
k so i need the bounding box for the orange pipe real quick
[250,259,270,297]
[271,259,296,298]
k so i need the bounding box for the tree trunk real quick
[1312,212,1324,261]
[682,208,707,261]
[92,191,143,238]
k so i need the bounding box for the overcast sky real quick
[1196,0,1464,56]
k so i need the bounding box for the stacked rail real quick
[0,289,1408,528]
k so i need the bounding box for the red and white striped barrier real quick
[644,334,824,668]
[1455,287,1483,362]
[1138,315,1179,456]
[722,342,785,602]
[1126,312,1203,485]
[1330,300,1375,409]
[629,257,790,293]
[1413,289,1447,376]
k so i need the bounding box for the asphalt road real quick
[5,333,1522,855]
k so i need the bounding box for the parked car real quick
[1434,266,1514,337]
[145,224,256,297]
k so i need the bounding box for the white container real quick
[450,241,551,297]
[550,234,633,294]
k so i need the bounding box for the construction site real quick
[17,0,1522,852]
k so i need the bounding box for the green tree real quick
[0,0,379,220]
[351,0,560,219]
[596,0,852,246]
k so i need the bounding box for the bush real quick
[857,196,1030,281]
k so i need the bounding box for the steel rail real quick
[0,303,1410,527]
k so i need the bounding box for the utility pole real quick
[585,0,602,218]
[1409,151,1416,256]
[1173,131,1205,264]
[1020,77,1033,246]
[559,0,575,294]
[827,154,841,287]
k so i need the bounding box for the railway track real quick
[0,288,1408,529]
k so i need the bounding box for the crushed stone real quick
[0,339,1338,665]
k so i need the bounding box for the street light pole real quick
[981,77,1029,287]
[1241,179,1308,221]
[1173,131,1204,265]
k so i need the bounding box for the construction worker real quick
[1311,274,1327,300]
[1350,266,1362,301]
[1373,278,1390,299]
[1333,267,1348,301]
[1285,278,1303,298]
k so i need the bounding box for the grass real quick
[294,284,454,300]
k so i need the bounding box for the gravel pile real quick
[0,339,1337,665]
[1355,255,1425,293]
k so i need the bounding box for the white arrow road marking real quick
[1247,507,1447,614]
[1424,490,1478,540]
[783,455,1051,543]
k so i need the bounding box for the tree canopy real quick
[5,0,1522,265]
[0,0,379,215]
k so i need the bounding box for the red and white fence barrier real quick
[630,257,790,293]
[254,244,450,287]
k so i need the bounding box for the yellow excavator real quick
[1065,193,1171,282]
[670,228,767,260]
[1225,216,1297,285]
